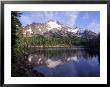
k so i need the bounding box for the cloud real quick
[68,12,80,27]
[30,12,46,22]
[44,11,54,19]
[39,11,80,27]
[19,11,80,27]
[87,20,100,33]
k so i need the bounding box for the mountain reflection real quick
[27,48,100,77]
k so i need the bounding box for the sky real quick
[19,11,100,33]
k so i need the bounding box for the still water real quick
[28,47,100,77]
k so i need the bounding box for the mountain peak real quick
[46,20,62,31]
[47,19,56,22]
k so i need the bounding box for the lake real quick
[27,47,100,77]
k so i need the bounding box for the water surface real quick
[28,47,100,77]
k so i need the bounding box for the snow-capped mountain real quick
[22,20,97,39]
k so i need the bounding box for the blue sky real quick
[19,11,100,33]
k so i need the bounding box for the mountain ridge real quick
[22,20,97,39]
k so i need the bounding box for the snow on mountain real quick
[22,20,97,38]
[27,27,33,33]
[46,20,62,31]
[68,28,79,33]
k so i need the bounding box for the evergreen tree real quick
[11,11,22,63]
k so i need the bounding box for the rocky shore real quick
[11,55,45,77]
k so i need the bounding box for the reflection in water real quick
[67,56,78,62]
[27,48,100,77]
[46,59,63,68]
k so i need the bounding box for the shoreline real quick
[28,45,71,48]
